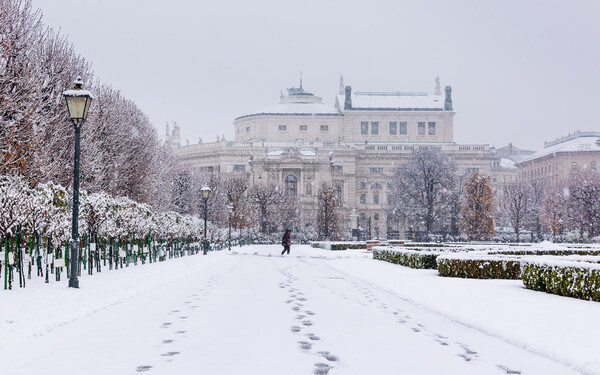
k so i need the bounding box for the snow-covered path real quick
[0,245,594,374]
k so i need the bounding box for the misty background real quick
[31,0,600,149]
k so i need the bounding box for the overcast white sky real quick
[32,0,600,150]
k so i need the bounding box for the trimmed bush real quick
[310,241,366,251]
[373,248,439,269]
[521,257,600,302]
[437,254,521,279]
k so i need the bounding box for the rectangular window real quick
[361,122,368,134]
[399,122,407,135]
[370,167,383,173]
[387,194,392,204]
[233,165,246,171]
[360,194,366,204]
[389,122,397,135]
[320,125,328,131]
[591,161,596,170]
[373,194,379,204]
[428,122,436,135]
[572,162,577,169]
[418,122,426,135]
[360,181,366,189]
[300,125,307,130]
[246,127,250,132]
[205,166,214,173]
[334,165,343,172]
[374,213,380,221]
[371,122,379,135]
[360,213,366,221]
[279,125,286,130]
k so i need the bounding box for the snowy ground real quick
[1,244,599,375]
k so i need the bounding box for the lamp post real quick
[201,185,211,255]
[239,214,244,247]
[63,77,93,289]
[227,204,233,251]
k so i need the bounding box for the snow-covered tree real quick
[460,171,494,241]
[389,147,458,234]
[568,171,600,240]
[316,182,342,240]
[500,180,532,242]
[249,182,281,235]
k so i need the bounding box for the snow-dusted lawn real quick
[1,244,598,374]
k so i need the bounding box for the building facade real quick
[516,131,600,183]
[170,77,514,239]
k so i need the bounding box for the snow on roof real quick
[500,158,516,169]
[520,132,600,163]
[338,91,444,111]
[254,101,340,116]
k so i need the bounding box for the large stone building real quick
[516,131,600,183]
[169,77,514,239]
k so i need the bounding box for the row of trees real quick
[1,0,185,212]
[0,175,203,245]
[169,167,344,242]
[389,147,600,242]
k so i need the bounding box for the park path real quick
[1,247,580,375]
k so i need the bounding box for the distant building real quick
[516,131,600,183]
[169,77,512,239]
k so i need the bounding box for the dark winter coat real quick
[282,231,291,247]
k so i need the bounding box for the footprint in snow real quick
[296,315,306,319]
[136,365,153,372]
[305,311,315,316]
[292,306,300,311]
[307,333,320,341]
[497,365,522,374]
[302,320,313,326]
[162,339,174,344]
[291,326,302,333]
[160,322,172,328]
[161,351,180,357]
[298,341,312,350]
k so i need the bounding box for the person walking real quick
[281,229,291,256]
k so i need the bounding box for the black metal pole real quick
[228,214,232,251]
[203,198,208,255]
[69,120,82,288]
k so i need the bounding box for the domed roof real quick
[237,85,340,119]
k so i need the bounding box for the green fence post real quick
[3,237,8,290]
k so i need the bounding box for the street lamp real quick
[63,76,93,289]
[227,204,233,251]
[201,185,211,255]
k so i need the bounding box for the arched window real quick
[285,175,297,196]
[371,182,382,190]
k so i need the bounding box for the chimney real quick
[344,86,352,110]
[444,86,453,111]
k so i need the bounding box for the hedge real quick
[373,248,440,269]
[436,254,521,279]
[521,257,600,302]
[310,241,366,251]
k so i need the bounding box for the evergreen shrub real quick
[436,254,521,279]
[373,248,439,269]
[521,258,600,302]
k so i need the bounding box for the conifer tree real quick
[460,171,494,240]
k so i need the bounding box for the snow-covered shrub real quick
[521,257,600,302]
[373,247,440,269]
[437,253,521,279]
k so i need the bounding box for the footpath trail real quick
[1,245,583,375]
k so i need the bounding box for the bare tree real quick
[540,181,569,240]
[568,171,600,240]
[316,182,342,240]
[249,182,281,235]
[389,147,458,234]
[501,180,532,242]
